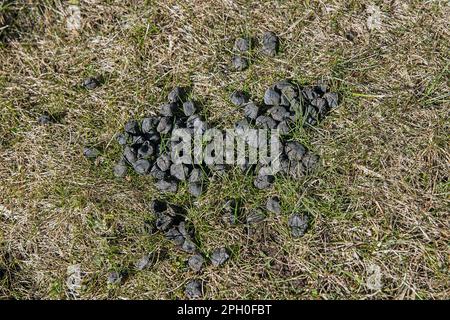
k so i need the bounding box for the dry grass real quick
[0,0,449,299]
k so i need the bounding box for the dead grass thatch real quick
[0,0,449,299]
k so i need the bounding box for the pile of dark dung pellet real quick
[80,32,341,299]
[110,80,338,197]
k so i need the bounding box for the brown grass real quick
[0,0,449,299]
